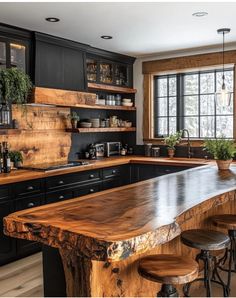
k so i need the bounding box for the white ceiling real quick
[1,2,236,57]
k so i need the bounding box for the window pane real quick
[169,117,177,134]
[200,116,215,138]
[158,77,167,97]
[200,95,215,115]
[216,70,233,92]
[216,116,233,138]
[200,72,214,94]
[157,97,167,116]
[0,42,6,69]
[184,74,198,95]
[216,96,233,115]
[169,77,176,96]
[169,96,177,116]
[184,96,198,115]
[10,43,26,71]
[184,117,199,137]
[157,117,168,136]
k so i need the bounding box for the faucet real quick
[181,129,193,159]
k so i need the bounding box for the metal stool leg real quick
[157,284,178,297]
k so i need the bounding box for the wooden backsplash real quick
[0,105,71,166]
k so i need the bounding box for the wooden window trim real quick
[142,50,236,145]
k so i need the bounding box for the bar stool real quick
[138,254,199,297]
[211,214,236,291]
[181,229,230,297]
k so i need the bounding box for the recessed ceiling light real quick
[192,11,208,17]
[45,17,60,23]
[101,35,113,40]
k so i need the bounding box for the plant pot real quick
[167,148,175,159]
[71,119,78,129]
[14,161,22,168]
[216,159,233,170]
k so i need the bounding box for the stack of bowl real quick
[91,118,100,128]
[80,122,92,128]
[122,98,133,107]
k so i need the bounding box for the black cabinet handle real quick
[90,189,94,193]
[58,180,64,185]
[27,202,35,208]
[89,174,94,178]
[112,170,116,174]
[27,186,34,191]
[59,195,64,200]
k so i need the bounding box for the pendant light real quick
[215,28,231,108]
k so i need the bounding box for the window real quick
[154,68,234,138]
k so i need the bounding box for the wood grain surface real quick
[138,254,199,284]
[88,82,137,94]
[211,214,236,230]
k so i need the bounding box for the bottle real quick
[0,143,3,172]
[2,142,11,173]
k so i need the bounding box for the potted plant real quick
[67,112,80,129]
[0,68,32,127]
[164,131,182,158]
[204,138,236,170]
[9,150,23,168]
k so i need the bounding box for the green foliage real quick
[67,112,80,121]
[164,131,182,149]
[0,68,32,104]
[203,138,236,160]
[9,150,23,163]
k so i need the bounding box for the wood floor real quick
[0,252,236,297]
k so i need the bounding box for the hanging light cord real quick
[222,31,225,88]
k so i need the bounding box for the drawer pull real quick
[27,186,34,191]
[90,189,94,193]
[112,170,116,174]
[59,195,64,200]
[89,174,94,178]
[58,180,64,185]
[27,202,35,208]
[165,169,171,172]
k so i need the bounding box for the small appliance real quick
[106,142,121,157]
[94,143,105,157]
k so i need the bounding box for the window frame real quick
[153,67,234,139]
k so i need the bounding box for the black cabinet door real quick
[15,194,43,257]
[35,40,86,91]
[0,199,16,265]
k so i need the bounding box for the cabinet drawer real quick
[102,167,121,179]
[102,178,122,190]
[14,180,43,197]
[74,182,102,198]
[45,190,74,204]
[0,186,10,201]
[15,194,43,211]
[46,170,101,191]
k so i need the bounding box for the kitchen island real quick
[4,164,236,297]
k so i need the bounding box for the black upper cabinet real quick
[34,32,87,91]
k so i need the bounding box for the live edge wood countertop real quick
[4,158,236,262]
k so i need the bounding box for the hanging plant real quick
[0,67,32,105]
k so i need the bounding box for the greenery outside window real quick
[154,68,234,138]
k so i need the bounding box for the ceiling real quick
[0,2,236,57]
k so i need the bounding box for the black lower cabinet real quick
[0,198,16,265]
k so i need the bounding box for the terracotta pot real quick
[167,148,175,159]
[216,159,233,170]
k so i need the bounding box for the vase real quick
[71,119,78,130]
[167,148,175,159]
[216,159,232,170]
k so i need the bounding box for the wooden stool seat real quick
[211,214,236,230]
[138,254,198,285]
[181,229,230,251]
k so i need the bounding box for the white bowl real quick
[122,98,132,103]
[122,102,133,107]
[80,122,92,128]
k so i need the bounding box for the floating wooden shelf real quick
[66,127,136,133]
[88,82,137,94]
[0,129,21,135]
[73,103,136,111]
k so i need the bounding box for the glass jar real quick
[144,143,152,157]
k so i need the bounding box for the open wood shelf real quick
[73,103,136,111]
[66,127,136,133]
[88,82,137,94]
[0,129,22,135]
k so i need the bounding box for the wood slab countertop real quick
[0,156,211,185]
[4,165,236,262]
